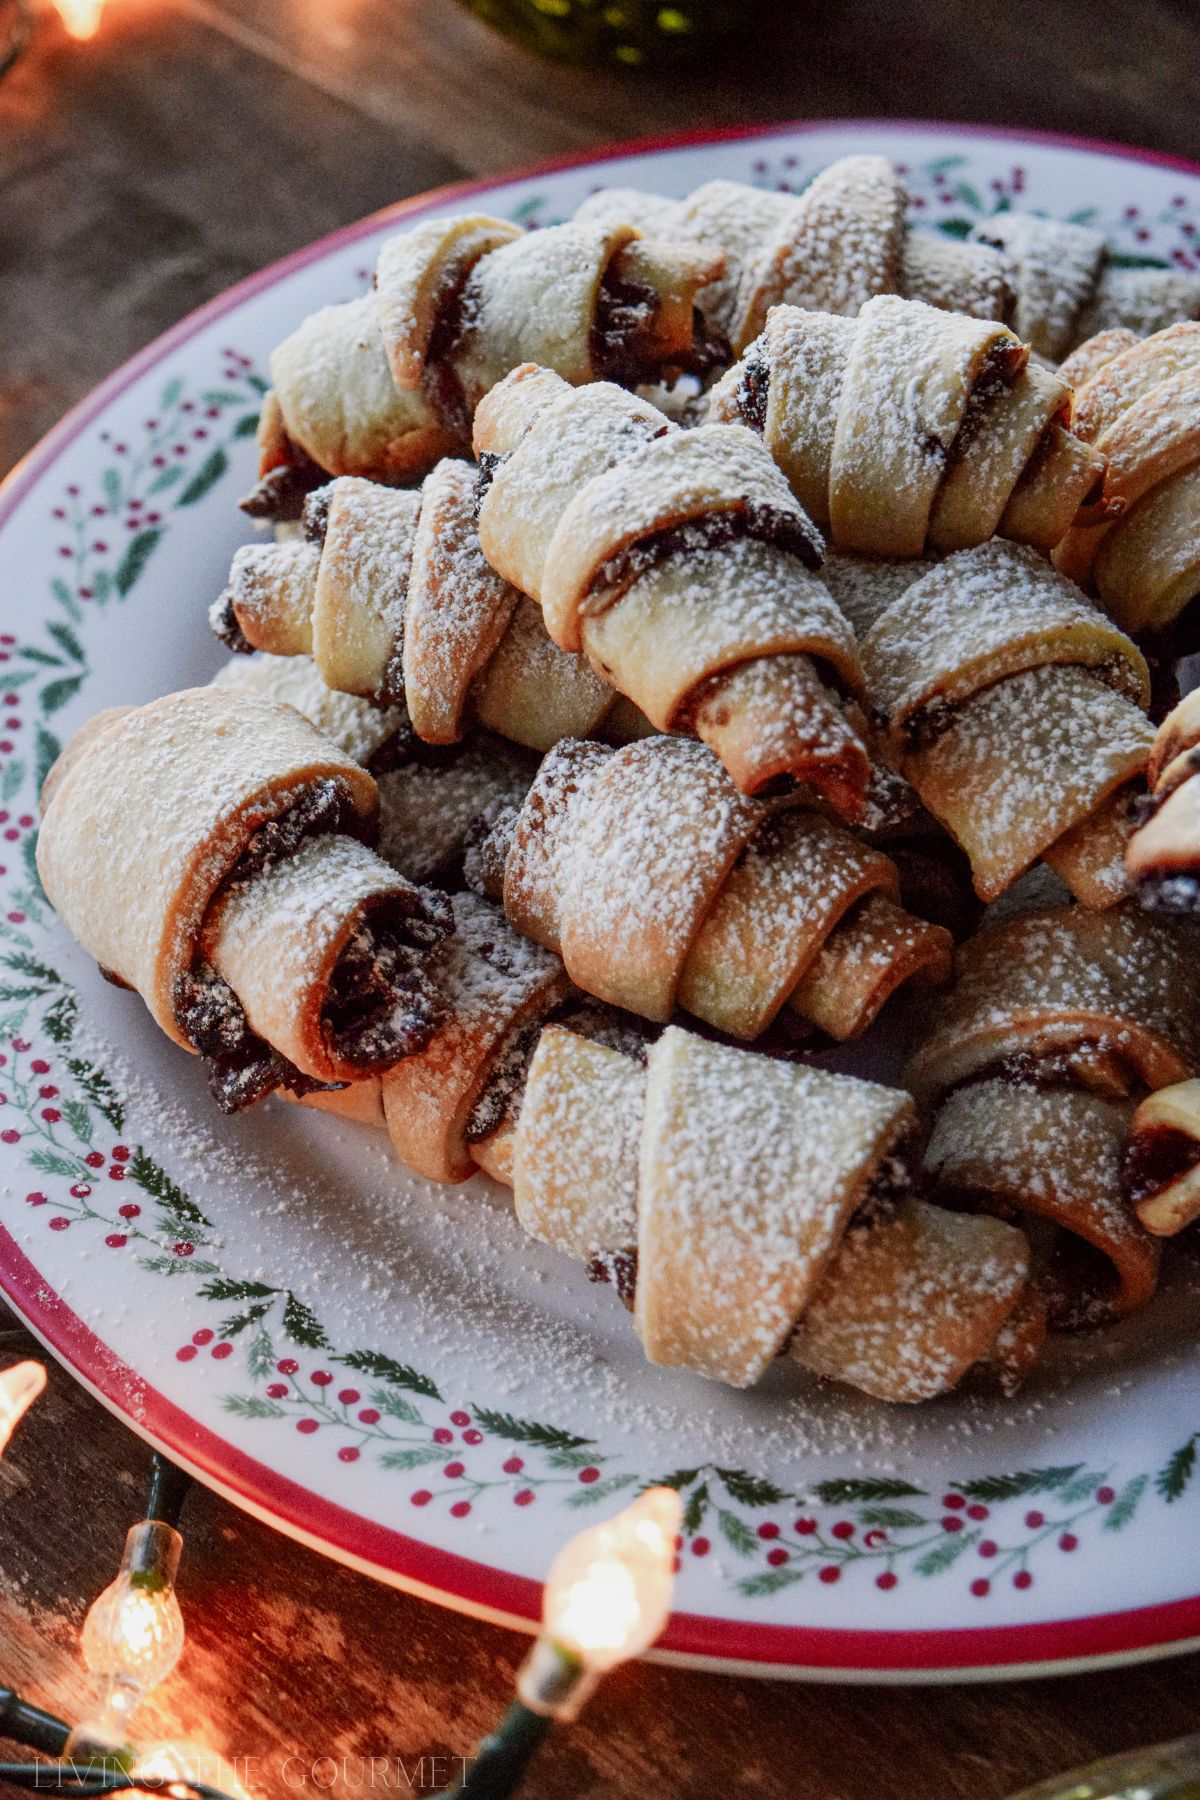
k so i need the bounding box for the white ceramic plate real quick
[4,120,1200,1684]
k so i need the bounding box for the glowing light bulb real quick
[0,1358,45,1455]
[81,1520,185,1719]
[50,0,106,39]
[133,1741,251,1800]
[542,1486,682,1673]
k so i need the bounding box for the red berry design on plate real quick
[462,1429,483,1446]
[29,1060,49,1075]
[970,1579,990,1598]
[450,1501,471,1519]
[296,1418,318,1435]
[578,1466,600,1484]
[85,1152,104,1169]
[1059,1532,1078,1552]
[277,1359,299,1375]
[691,1537,710,1557]
[1024,1510,1044,1529]
[357,1408,380,1425]
[1013,1570,1033,1590]
[118,1203,140,1219]
[514,1490,534,1507]
[876,1572,898,1591]
[337,1389,360,1406]
[338,1447,360,1464]
[757,1522,780,1540]
[311,1370,332,1387]
[766,1548,789,1567]
[942,1516,964,1534]
[795,1517,817,1535]
[450,1410,470,1427]
[966,1504,989,1521]
[979,1540,998,1559]
[173,1241,194,1257]
[818,1566,840,1584]
[942,1493,966,1511]
[503,1456,524,1475]
[831,1520,854,1541]
[411,1490,432,1508]
[175,1345,197,1362]
[433,1427,453,1445]
[267,1384,288,1399]
[1096,1486,1115,1505]
[49,1216,69,1230]
[444,1461,464,1479]
[25,1191,46,1206]
[211,1342,232,1360]
[111,1145,129,1161]
[104,1233,126,1248]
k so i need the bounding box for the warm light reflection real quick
[134,1741,252,1800]
[0,1359,45,1456]
[50,0,106,41]
[542,1486,682,1672]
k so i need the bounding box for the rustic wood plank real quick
[189,0,1200,174]
[0,0,460,472]
[5,4,1200,1794]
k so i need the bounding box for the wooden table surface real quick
[4,3,1200,1795]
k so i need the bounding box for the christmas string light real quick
[447,1487,683,1798]
[0,1685,247,1799]
[0,1360,45,1457]
[80,1455,192,1733]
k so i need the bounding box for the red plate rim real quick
[4,117,1200,1681]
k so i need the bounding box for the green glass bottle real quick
[455,0,738,68]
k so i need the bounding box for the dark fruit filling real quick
[210,591,255,656]
[232,779,362,885]
[734,352,770,433]
[173,962,329,1115]
[1123,1123,1200,1209]
[587,502,824,618]
[321,892,451,1068]
[586,1248,638,1310]
[239,438,329,523]
[170,788,451,1108]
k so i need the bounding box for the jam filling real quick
[894,654,1138,750]
[1123,1123,1200,1209]
[210,591,255,656]
[465,997,653,1149]
[239,436,329,524]
[172,962,329,1115]
[232,778,362,884]
[733,352,770,434]
[473,451,508,515]
[170,786,451,1110]
[943,338,1026,467]
[321,893,452,1067]
[585,502,824,621]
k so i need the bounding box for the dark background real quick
[3,2,1200,1794]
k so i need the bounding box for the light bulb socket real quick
[515,1637,598,1722]
[121,1518,182,1591]
[63,1721,136,1777]
[146,1452,191,1528]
